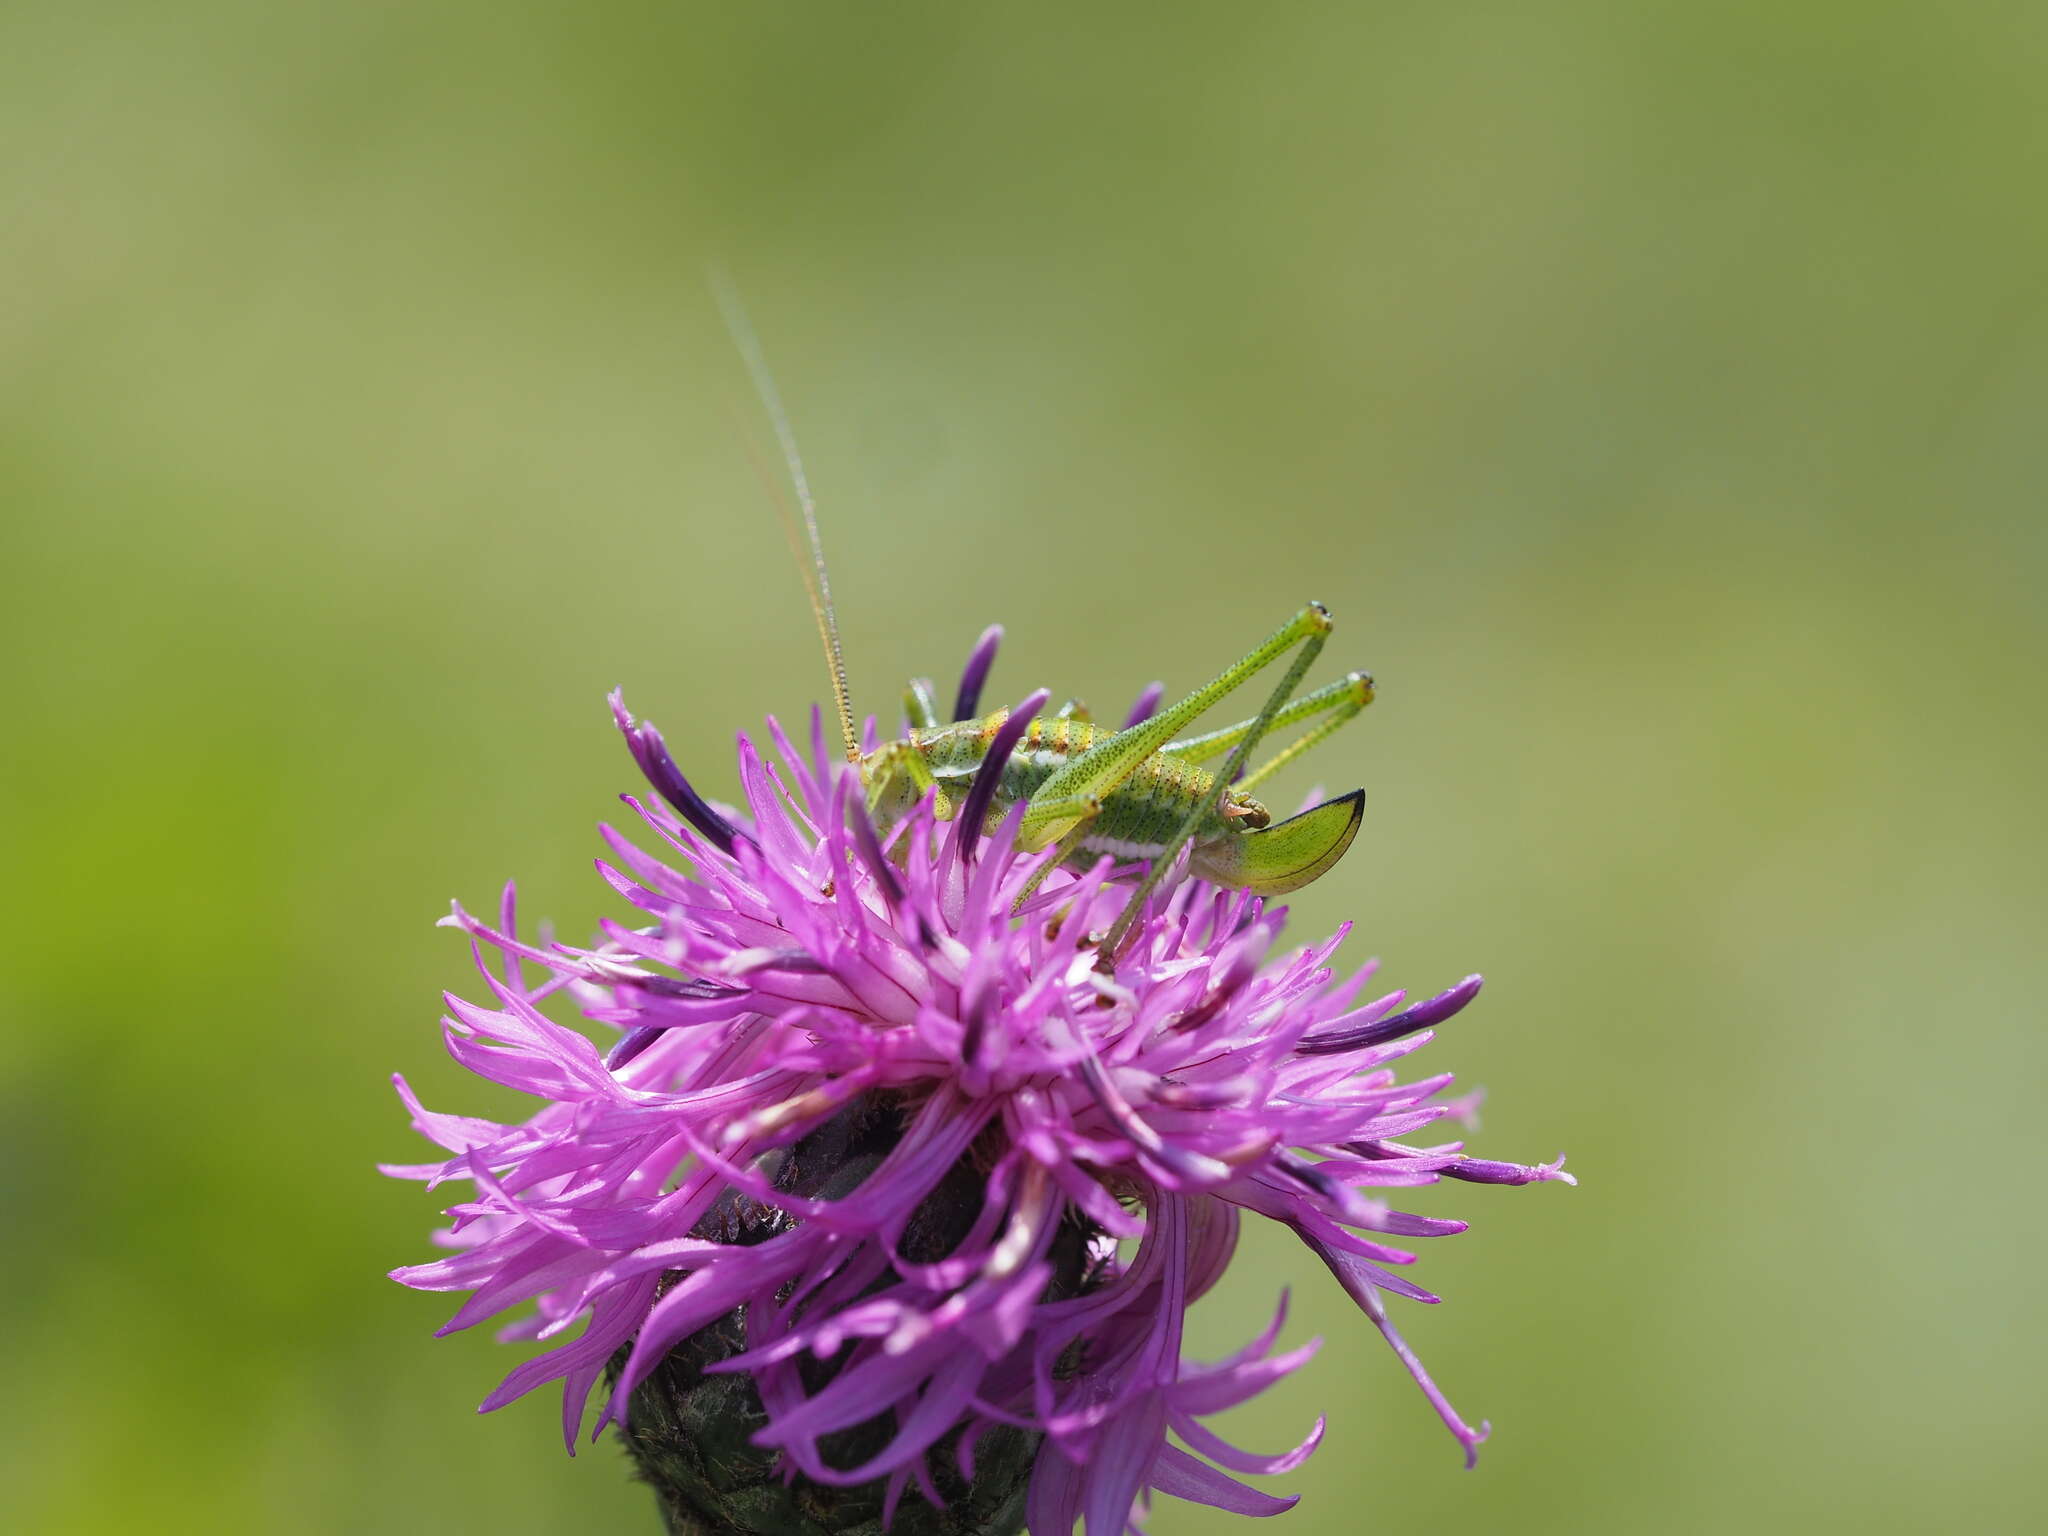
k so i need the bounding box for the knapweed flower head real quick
[387,642,1571,1536]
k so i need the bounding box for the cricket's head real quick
[1190,788,1365,896]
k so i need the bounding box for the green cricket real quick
[717,280,1374,950]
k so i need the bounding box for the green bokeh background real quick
[4,4,2042,1533]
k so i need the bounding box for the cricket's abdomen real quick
[914,715,1233,864]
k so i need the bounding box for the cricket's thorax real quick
[888,714,1270,864]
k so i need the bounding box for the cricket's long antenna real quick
[711,269,860,764]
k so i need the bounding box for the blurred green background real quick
[4,3,2043,1533]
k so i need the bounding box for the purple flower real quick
[386,656,1572,1535]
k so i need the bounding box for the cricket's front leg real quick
[864,741,949,828]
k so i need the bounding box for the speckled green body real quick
[855,607,1371,905]
[887,713,1260,868]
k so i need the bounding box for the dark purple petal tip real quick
[952,687,1049,863]
[952,623,1005,723]
[1123,680,1165,728]
[1296,974,1484,1056]
[608,689,743,856]
[1443,1154,1577,1187]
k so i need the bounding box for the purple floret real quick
[386,683,1571,1533]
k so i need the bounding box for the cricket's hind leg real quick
[1092,606,1337,957]
[1023,604,1334,849]
[1161,670,1374,789]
